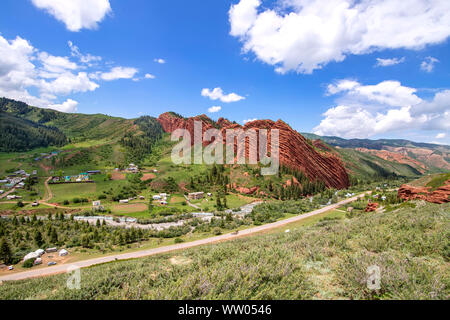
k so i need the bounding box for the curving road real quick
[0,191,370,282]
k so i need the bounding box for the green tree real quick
[34,230,44,247]
[0,238,12,264]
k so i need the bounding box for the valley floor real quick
[0,191,369,281]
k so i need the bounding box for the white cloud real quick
[99,67,138,81]
[243,118,257,124]
[435,133,446,139]
[0,34,140,112]
[68,41,102,65]
[208,106,222,113]
[39,72,99,95]
[145,73,155,79]
[154,58,166,64]
[375,57,405,67]
[31,0,112,32]
[48,98,78,112]
[229,0,450,74]
[420,56,439,72]
[327,80,422,107]
[314,79,449,138]
[201,87,245,103]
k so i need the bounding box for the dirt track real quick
[0,192,370,282]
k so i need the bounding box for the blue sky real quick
[0,0,449,144]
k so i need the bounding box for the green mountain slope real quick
[0,111,67,152]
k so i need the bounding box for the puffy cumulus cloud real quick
[314,79,449,138]
[229,0,450,73]
[420,56,439,72]
[243,118,257,124]
[99,67,138,81]
[39,72,99,95]
[436,133,446,139]
[31,0,112,32]
[0,34,141,112]
[327,80,422,107]
[48,98,78,113]
[201,87,245,103]
[154,58,166,64]
[375,57,405,67]
[208,106,222,113]
[313,105,417,138]
[144,73,155,79]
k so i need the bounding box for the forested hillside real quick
[0,112,67,152]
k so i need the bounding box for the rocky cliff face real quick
[398,180,450,204]
[158,113,350,189]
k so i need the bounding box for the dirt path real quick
[42,177,53,202]
[0,191,371,282]
[184,195,201,209]
[0,188,16,200]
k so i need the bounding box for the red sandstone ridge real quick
[312,139,331,152]
[157,113,350,189]
[398,180,450,204]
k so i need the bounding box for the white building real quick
[119,199,129,204]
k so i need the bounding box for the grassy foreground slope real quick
[1,202,448,300]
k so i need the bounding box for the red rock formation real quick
[158,113,350,189]
[312,139,331,152]
[356,147,427,173]
[365,202,379,212]
[398,180,450,204]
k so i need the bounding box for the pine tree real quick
[34,230,44,247]
[0,238,12,264]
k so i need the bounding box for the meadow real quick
[1,201,447,300]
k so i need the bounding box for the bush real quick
[73,197,81,204]
[63,200,70,205]
[212,227,222,235]
[23,258,35,268]
[174,238,184,243]
[17,201,24,208]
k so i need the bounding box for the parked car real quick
[48,261,57,266]
[8,266,13,270]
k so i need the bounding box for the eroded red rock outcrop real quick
[158,113,350,189]
[365,202,379,212]
[398,180,450,204]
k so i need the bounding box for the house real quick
[188,192,204,200]
[23,251,39,262]
[92,200,101,207]
[35,249,45,257]
[139,196,145,200]
[0,180,7,184]
[59,249,68,256]
[32,170,37,175]
[153,169,158,173]
[119,199,129,204]
[381,196,387,201]
[0,190,4,194]
[34,258,42,265]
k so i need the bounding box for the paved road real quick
[0,192,370,281]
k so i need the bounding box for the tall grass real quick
[0,202,448,300]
